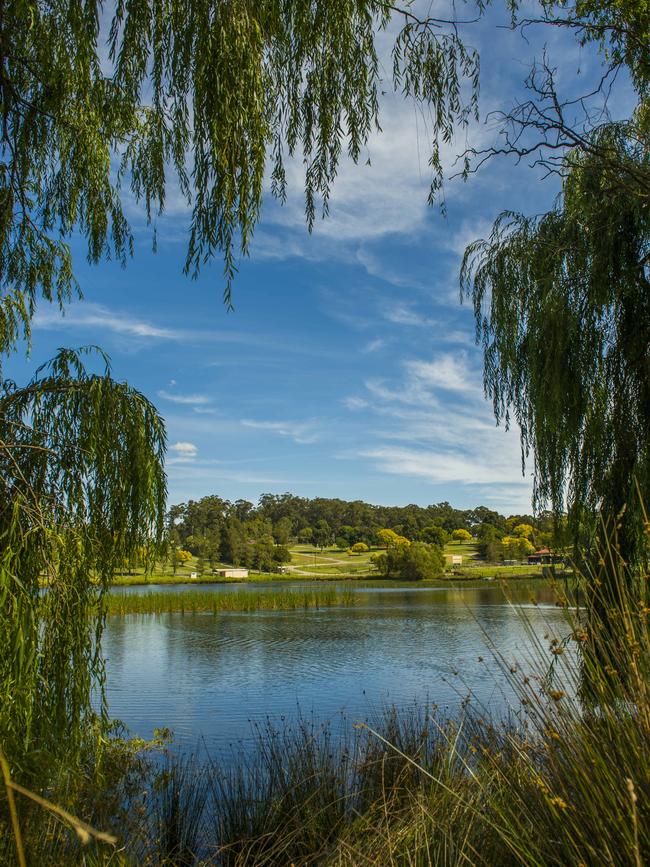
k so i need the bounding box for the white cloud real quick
[241,418,320,445]
[34,302,183,340]
[33,301,335,358]
[171,441,198,456]
[362,352,482,407]
[362,338,388,354]
[382,303,437,328]
[445,217,495,257]
[343,396,370,411]
[168,441,198,464]
[437,329,474,346]
[355,247,433,292]
[345,348,533,512]
[262,97,431,244]
[157,390,212,406]
[403,354,483,398]
[251,81,490,266]
[360,445,527,487]
[364,375,441,408]
[165,460,288,486]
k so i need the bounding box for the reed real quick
[105,588,356,616]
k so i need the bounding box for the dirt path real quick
[284,566,328,576]
[292,553,350,565]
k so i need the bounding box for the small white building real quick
[450,555,463,566]
[216,567,249,579]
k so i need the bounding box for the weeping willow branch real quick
[0,347,166,776]
[0,0,480,327]
[461,120,650,565]
[456,59,650,198]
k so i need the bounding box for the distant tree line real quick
[166,496,292,573]
[166,493,565,569]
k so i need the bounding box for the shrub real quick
[372,541,444,580]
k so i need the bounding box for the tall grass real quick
[193,540,650,865]
[105,588,356,616]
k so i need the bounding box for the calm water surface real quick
[103,581,569,757]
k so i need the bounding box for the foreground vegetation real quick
[105,588,356,616]
[3,547,649,866]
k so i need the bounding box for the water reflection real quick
[103,581,570,758]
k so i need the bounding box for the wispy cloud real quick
[362,338,388,354]
[445,217,495,257]
[240,80,491,271]
[33,300,346,362]
[165,460,289,486]
[34,302,184,340]
[362,353,482,406]
[360,445,527,487]
[382,303,437,328]
[344,348,532,511]
[437,329,474,346]
[403,354,483,398]
[157,390,212,406]
[343,396,370,411]
[241,418,320,445]
[355,247,434,292]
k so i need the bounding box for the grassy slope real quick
[111,540,545,585]
[443,540,480,559]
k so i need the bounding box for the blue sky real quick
[6,4,632,514]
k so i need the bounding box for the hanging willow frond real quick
[461,118,650,561]
[0,0,480,330]
[0,347,166,773]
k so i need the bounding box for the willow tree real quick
[0,348,166,775]
[2,0,646,766]
[462,95,649,570]
[0,0,482,781]
[2,0,480,326]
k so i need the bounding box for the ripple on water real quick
[103,583,570,758]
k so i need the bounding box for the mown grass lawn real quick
[287,544,379,577]
[443,540,480,559]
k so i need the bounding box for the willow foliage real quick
[462,116,650,560]
[0,0,482,775]
[540,0,650,93]
[1,0,480,326]
[0,348,166,773]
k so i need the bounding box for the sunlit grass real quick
[109,543,544,587]
[443,540,480,558]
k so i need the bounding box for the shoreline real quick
[110,568,559,588]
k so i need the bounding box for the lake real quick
[104,580,571,759]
